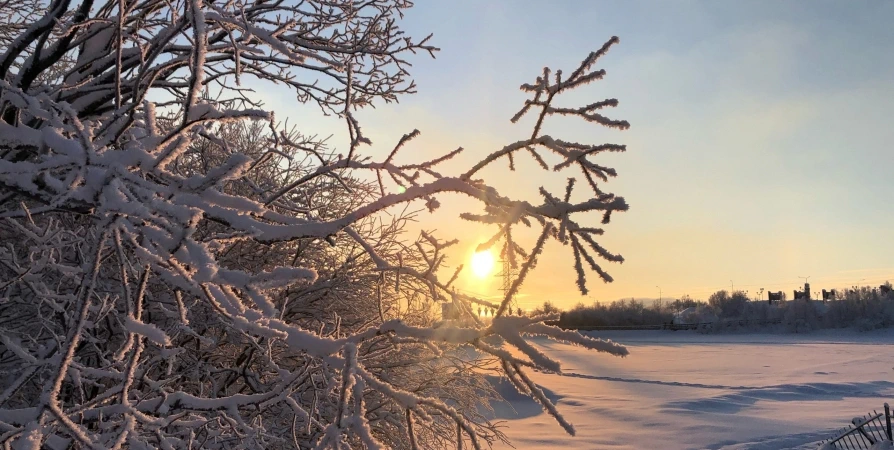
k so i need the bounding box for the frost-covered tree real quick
[0,0,632,448]
[708,290,749,319]
[532,301,562,317]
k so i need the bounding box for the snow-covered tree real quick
[0,1,631,448]
[532,301,562,317]
[708,290,749,318]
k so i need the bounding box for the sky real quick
[255,1,894,309]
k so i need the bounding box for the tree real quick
[532,301,562,316]
[671,295,702,312]
[708,290,748,318]
[0,1,631,448]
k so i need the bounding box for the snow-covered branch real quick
[0,1,631,446]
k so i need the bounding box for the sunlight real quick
[470,250,495,278]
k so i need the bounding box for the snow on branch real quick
[0,2,630,446]
[122,317,171,347]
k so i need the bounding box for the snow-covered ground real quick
[492,329,894,450]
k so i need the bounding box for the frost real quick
[123,317,171,347]
[0,2,630,448]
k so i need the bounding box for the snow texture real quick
[489,329,894,450]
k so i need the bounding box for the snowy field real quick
[491,329,894,450]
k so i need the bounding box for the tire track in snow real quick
[560,372,764,390]
[561,372,894,397]
[660,380,894,415]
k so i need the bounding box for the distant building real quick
[768,291,784,304]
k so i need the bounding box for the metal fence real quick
[819,404,892,449]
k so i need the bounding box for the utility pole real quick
[730,280,734,293]
[656,286,662,302]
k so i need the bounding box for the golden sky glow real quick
[254,1,894,310]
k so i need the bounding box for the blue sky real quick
[257,1,894,307]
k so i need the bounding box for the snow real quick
[491,329,894,450]
[123,317,171,347]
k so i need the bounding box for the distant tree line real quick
[533,297,702,328]
[536,281,894,332]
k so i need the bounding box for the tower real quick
[497,256,519,314]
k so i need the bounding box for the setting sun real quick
[470,250,495,278]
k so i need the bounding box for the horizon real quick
[252,1,894,310]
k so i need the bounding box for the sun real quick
[470,250,495,278]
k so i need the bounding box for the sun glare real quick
[470,250,495,278]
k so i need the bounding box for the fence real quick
[819,404,892,449]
